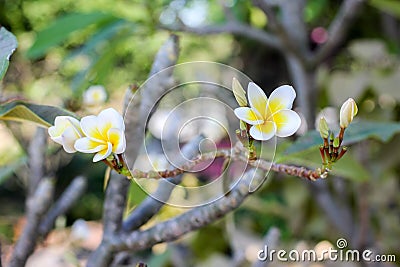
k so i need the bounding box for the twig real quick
[27,128,47,196]
[9,178,54,267]
[128,145,328,181]
[113,169,265,251]
[38,176,87,237]
[311,0,365,65]
[163,21,281,50]
[122,135,203,232]
[225,213,245,267]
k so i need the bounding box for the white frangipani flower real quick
[48,116,84,153]
[234,82,301,141]
[74,108,126,162]
[339,98,358,128]
[83,85,107,106]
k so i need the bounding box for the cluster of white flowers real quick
[48,108,126,162]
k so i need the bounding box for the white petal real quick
[93,142,113,162]
[272,109,301,137]
[48,126,63,145]
[74,137,106,153]
[248,82,268,119]
[61,127,79,153]
[98,108,125,131]
[339,98,358,128]
[66,117,84,137]
[234,107,264,125]
[80,115,104,142]
[108,128,126,154]
[268,85,296,114]
[249,121,276,141]
[49,117,69,137]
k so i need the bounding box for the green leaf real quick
[285,121,400,155]
[0,100,77,127]
[147,248,171,267]
[27,12,116,59]
[0,27,18,80]
[284,131,321,155]
[70,33,126,94]
[369,0,400,18]
[126,181,147,210]
[68,19,128,59]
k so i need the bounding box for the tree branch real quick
[252,0,308,61]
[87,173,130,267]
[124,34,180,169]
[285,54,316,127]
[114,169,265,251]
[252,227,280,267]
[311,0,365,65]
[163,21,281,50]
[39,176,87,237]
[309,181,354,239]
[27,127,47,196]
[122,135,203,232]
[89,35,181,267]
[129,145,328,181]
[9,178,54,267]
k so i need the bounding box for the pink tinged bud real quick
[340,98,358,128]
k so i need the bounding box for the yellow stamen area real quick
[100,122,112,138]
[271,112,287,128]
[108,131,120,152]
[247,109,263,122]
[268,98,285,114]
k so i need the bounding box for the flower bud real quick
[333,137,340,148]
[318,117,329,139]
[340,98,358,128]
[232,78,247,107]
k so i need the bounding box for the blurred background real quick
[0,0,399,266]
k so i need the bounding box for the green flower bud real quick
[318,117,329,139]
[333,137,340,148]
[232,78,247,107]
